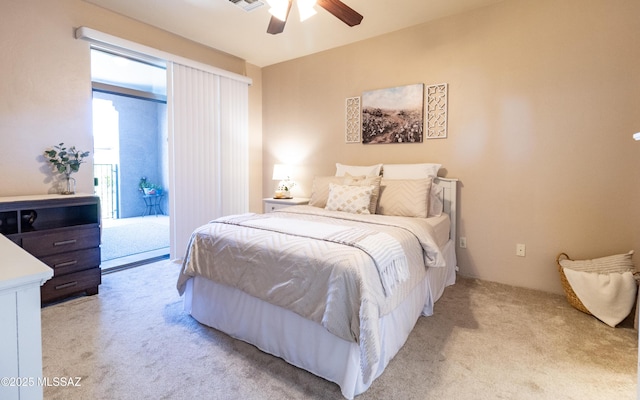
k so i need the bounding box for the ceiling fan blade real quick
[267,0,293,35]
[267,16,287,34]
[317,0,363,27]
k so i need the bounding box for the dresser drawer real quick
[41,267,101,303]
[39,247,101,276]
[22,226,100,257]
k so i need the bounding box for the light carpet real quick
[41,261,637,399]
[101,222,169,261]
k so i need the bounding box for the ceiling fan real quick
[265,0,363,35]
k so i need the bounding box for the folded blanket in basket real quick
[560,251,637,327]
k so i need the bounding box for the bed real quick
[177,164,458,399]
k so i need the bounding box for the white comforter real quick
[177,205,445,385]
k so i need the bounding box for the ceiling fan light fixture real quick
[267,0,289,21]
[266,0,361,35]
[297,0,317,21]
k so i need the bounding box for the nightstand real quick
[263,197,310,213]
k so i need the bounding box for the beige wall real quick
[0,0,263,212]
[262,0,640,293]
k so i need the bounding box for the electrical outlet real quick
[516,243,526,257]
[459,237,467,249]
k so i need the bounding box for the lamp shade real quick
[272,164,292,181]
[634,132,640,141]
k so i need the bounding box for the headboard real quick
[433,177,458,244]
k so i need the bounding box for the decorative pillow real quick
[325,183,374,214]
[382,163,443,217]
[342,173,382,214]
[381,163,441,179]
[559,251,635,274]
[309,176,345,208]
[335,163,382,177]
[376,178,432,218]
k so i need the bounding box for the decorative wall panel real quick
[345,96,361,143]
[426,83,448,139]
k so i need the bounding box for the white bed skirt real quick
[183,240,457,399]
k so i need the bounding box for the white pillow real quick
[429,184,443,217]
[335,163,382,177]
[325,183,374,214]
[381,163,441,179]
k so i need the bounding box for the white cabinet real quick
[0,234,53,400]
[262,197,310,213]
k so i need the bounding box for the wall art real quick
[426,83,448,139]
[361,83,424,144]
[345,96,361,143]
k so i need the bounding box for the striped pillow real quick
[376,178,432,218]
[559,251,635,274]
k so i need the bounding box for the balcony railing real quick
[94,164,119,219]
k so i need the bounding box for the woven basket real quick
[556,253,591,315]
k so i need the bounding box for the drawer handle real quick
[54,260,78,268]
[54,239,77,247]
[55,281,78,290]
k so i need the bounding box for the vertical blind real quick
[168,63,250,259]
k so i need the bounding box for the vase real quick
[62,174,76,195]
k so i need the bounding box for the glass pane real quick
[91,49,166,95]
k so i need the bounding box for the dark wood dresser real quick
[0,194,101,304]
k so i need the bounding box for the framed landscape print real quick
[361,83,424,144]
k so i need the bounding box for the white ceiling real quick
[85,0,505,67]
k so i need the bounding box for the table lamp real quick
[272,164,295,199]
